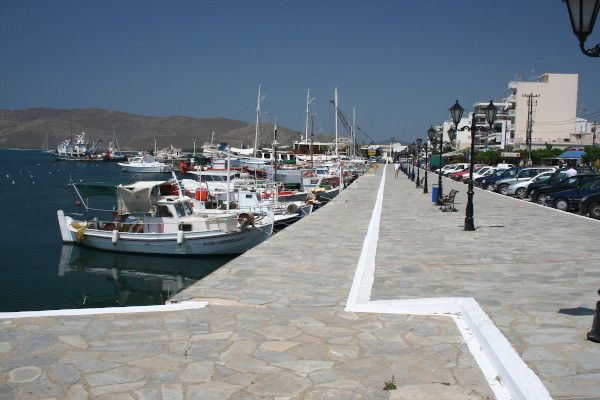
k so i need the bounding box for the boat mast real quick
[352,107,356,158]
[334,87,339,159]
[305,89,315,166]
[254,84,262,158]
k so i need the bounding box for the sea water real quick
[0,150,234,312]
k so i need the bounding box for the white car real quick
[469,167,496,183]
[506,171,555,199]
[441,163,469,176]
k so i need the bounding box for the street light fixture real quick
[410,143,416,181]
[415,137,422,187]
[564,0,600,57]
[424,126,435,194]
[449,99,497,231]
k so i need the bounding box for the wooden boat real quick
[57,180,274,255]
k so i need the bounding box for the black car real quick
[529,173,600,205]
[579,192,600,219]
[526,169,570,200]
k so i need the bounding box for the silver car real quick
[506,171,555,199]
[494,167,556,195]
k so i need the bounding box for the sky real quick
[1,0,599,145]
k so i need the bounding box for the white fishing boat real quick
[55,132,102,161]
[118,155,172,173]
[57,180,274,255]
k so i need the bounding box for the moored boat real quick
[57,180,274,255]
[118,155,172,173]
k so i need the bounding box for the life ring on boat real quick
[237,212,254,228]
[302,172,317,178]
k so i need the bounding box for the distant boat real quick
[55,132,103,161]
[118,155,172,173]
[41,133,53,153]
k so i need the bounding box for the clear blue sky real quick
[1,0,598,145]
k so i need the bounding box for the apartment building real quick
[440,73,587,152]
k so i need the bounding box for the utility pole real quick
[523,93,539,166]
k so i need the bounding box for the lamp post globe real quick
[565,0,600,57]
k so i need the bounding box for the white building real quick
[439,73,587,152]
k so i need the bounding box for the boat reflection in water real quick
[58,245,234,309]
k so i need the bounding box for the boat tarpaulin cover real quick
[117,181,167,214]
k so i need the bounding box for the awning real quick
[558,150,585,159]
[73,182,131,198]
[117,181,169,214]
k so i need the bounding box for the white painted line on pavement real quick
[0,300,208,319]
[345,163,552,400]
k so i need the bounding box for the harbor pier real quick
[1,164,599,399]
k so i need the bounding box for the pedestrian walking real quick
[394,161,400,178]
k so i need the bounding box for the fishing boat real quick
[57,180,274,255]
[55,132,102,161]
[118,155,172,173]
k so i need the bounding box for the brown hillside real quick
[0,108,333,151]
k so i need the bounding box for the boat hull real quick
[58,211,272,255]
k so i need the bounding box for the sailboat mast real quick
[254,84,261,158]
[334,87,339,159]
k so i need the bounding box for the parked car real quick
[530,173,600,205]
[449,168,469,180]
[468,166,495,183]
[525,169,570,200]
[493,167,556,195]
[441,163,470,176]
[506,171,555,199]
[478,167,527,191]
[544,178,600,211]
[579,192,600,219]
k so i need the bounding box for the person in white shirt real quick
[394,161,400,178]
[566,165,578,177]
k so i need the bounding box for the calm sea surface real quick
[0,150,234,312]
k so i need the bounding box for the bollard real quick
[587,289,600,343]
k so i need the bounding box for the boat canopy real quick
[73,181,174,214]
[73,182,131,198]
[117,181,170,214]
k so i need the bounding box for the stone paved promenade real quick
[1,164,599,399]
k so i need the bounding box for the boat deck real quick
[1,163,599,399]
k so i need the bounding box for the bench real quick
[440,189,458,212]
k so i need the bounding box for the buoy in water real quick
[76,201,82,206]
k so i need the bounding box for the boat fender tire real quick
[237,212,254,228]
[286,204,299,214]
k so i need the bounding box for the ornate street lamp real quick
[410,142,416,181]
[424,126,436,194]
[564,0,600,57]
[449,99,497,231]
[415,137,422,187]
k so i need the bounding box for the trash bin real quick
[432,184,438,202]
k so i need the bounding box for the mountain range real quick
[0,108,335,151]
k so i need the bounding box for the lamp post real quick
[425,126,435,194]
[410,142,416,181]
[415,137,422,187]
[450,99,497,231]
[390,137,396,161]
[434,128,443,204]
[564,0,600,57]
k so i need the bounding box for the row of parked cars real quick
[438,163,600,220]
